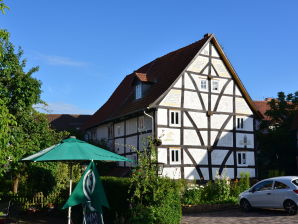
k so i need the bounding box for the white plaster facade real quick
[85,35,258,180]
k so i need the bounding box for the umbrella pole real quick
[68,163,73,224]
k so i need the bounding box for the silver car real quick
[239,176,298,215]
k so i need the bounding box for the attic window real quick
[135,83,142,99]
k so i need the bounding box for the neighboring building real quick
[84,34,261,180]
[254,98,272,121]
[48,114,91,132]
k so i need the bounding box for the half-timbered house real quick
[84,34,261,180]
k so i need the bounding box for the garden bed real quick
[182,203,239,214]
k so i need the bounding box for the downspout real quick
[144,107,154,138]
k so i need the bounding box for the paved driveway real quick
[182,208,298,224]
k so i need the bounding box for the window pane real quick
[200,80,206,89]
[241,118,244,129]
[237,118,240,128]
[175,112,179,124]
[171,112,174,124]
[175,150,179,161]
[274,181,289,189]
[254,181,273,191]
[242,153,246,164]
[293,179,298,186]
[238,153,241,164]
[259,181,273,191]
[171,150,175,162]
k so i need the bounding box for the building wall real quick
[156,41,256,180]
[85,114,153,167]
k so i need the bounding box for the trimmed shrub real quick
[130,177,181,224]
[101,176,131,224]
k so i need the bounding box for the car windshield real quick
[292,179,298,187]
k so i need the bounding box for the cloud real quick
[35,102,94,114]
[33,52,88,67]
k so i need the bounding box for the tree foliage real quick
[0,0,9,14]
[128,137,182,224]
[0,30,69,193]
[257,91,298,177]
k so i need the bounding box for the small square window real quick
[212,80,219,91]
[170,148,180,164]
[237,152,247,165]
[200,79,207,90]
[169,110,180,126]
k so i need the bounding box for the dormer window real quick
[135,83,142,99]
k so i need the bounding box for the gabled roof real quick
[84,34,261,130]
[84,35,210,129]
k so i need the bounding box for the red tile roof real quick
[254,101,271,120]
[84,35,211,129]
[84,34,261,130]
[135,72,150,82]
[48,114,91,131]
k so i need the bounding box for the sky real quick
[1,0,298,114]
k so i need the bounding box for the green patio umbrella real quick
[22,136,132,224]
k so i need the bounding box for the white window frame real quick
[135,83,142,99]
[169,110,180,127]
[170,148,181,164]
[211,79,219,92]
[237,117,244,130]
[199,79,207,91]
[138,116,145,130]
[237,152,247,166]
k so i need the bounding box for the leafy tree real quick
[0,0,9,14]
[0,30,69,193]
[257,91,298,177]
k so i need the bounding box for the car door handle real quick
[267,193,271,195]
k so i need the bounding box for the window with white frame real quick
[135,83,142,99]
[170,148,181,164]
[237,117,244,129]
[170,110,180,126]
[200,79,207,90]
[237,152,247,165]
[212,80,219,91]
[138,116,145,130]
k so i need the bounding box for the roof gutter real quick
[144,107,154,138]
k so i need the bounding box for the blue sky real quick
[1,0,298,114]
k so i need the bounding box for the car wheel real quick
[240,199,252,212]
[284,200,297,215]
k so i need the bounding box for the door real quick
[270,181,291,208]
[247,180,273,207]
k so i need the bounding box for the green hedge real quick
[101,176,182,224]
[130,178,182,224]
[101,176,132,223]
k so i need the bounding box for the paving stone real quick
[181,208,298,224]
